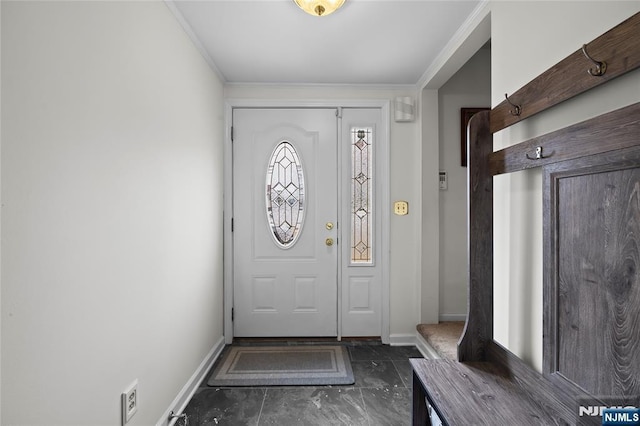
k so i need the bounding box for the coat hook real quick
[504,93,521,116]
[581,43,607,77]
[526,146,550,160]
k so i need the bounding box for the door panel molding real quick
[233,108,337,337]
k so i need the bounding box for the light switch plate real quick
[394,201,409,215]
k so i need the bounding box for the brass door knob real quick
[325,237,334,246]
[326,222,334,230]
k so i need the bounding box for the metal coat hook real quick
[581,43,607,77]
[504,93,521,116]
[526,146,549,160]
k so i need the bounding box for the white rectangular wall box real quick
[439,171,448,190]
[394,96,415,122]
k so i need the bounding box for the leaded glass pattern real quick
[351,128,373,264]
[265,141,305,248]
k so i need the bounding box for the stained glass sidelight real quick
[351,128,373,264]
[265,141,305,248]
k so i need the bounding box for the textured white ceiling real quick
[169,0,482,85]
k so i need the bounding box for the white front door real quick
[232,108,338,337]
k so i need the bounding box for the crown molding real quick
[224,81,419,92]
[163,0,227,83]
[418,0,491,90]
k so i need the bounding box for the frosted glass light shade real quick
[294,0,346,16]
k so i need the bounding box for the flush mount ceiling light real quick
[294,0,346,17]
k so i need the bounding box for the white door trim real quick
[223,99,390,344]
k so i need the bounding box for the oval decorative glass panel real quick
[265,141,305,247]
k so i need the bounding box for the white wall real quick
[491,1,640,372]
[1,1,225,425]
[225,85,422,340]
[438,47,491,320]
[419,2,491,326]
[420,89,440,325]
[0,2,3,421]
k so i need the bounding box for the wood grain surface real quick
[490,12,640,133]
[411,358,576,426]
[458,110,493,362]
[544,149,640,397]
[490,103,640,176]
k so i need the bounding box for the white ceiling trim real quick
[418,0,491,90]
[164,0,227,82]
[224,81,420,91]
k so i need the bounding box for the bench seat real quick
[410,358,580,426]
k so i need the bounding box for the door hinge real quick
[231,218,234,232]
[231,308,234,321]
[230,126,234,142]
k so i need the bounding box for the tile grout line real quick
[390,359,410,388]
[255,388,268,426]
[357,387,373,426]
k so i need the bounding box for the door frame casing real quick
[223,99,391,344]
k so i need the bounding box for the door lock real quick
[326,222,334,230]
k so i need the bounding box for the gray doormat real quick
[207,345,354,387]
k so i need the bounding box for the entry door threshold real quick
[232,337,382,345]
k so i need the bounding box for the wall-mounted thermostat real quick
[439,171,448,190]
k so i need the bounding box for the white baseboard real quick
[388,333,417,346]
[415,332,441,360]
[157,336,226,426]
[438,314,467,322]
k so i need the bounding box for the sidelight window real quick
[351,128,373,264]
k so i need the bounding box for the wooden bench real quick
[410,343,600,426]
[412,102,640,426]
[411,360,575,425]
[411,13,640,426]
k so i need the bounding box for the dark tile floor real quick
[182,341,423,426]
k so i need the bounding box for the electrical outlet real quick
[394,201,409,215]
[121,380,138,425]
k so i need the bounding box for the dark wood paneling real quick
[488,342,601,426]
[412,372,431,426]
[411,358,576,426]
[490,12,640,134]
[458,110,493,362]
[490,103,640,176]
[461,108,489,167]
[544,147,640,397]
